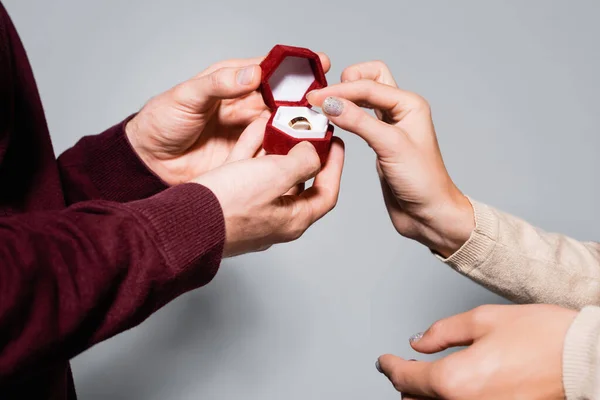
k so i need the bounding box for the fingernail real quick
[322,96,343,116]
[409,332,424,344]
[237,66,255,85]
[375,360,383,373]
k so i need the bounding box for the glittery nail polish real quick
[409,332,424,343]
[322,96,343,116]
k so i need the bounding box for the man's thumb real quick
[174,65,261,112]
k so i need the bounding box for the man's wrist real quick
[125,115,144,159]
[125,115,161,180]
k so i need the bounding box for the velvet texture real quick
[260,44,334,163]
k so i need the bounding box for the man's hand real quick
[192,117,345,257]
[126,53,331,185]
[376,304,577,399]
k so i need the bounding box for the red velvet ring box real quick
[260,44,334,163]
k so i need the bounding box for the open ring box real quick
[260,44,334,164]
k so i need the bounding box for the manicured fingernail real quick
[375,360,383,373]
[237,66,255,85]
[322,96,343,116]
[409,332,424,343]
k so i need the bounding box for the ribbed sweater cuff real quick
[563,306,600,400]
[125,183,225,282]
[437,198,499,274]
[80,115,167,202]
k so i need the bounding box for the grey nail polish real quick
[322,96,344,116]
[375,360,383,373]
[409,332,424,343]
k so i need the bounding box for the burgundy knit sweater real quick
[0,4,226,399]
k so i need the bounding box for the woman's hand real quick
[306,61,472,257]
[376,304,577,400]
[126,53,330,185]
[192,118,345,257]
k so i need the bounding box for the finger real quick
[259,109,272,119]
[272,138,344,242]
[411,308,492,354]
[378,355,436,398]
[293,137,345,223]
[226,118,269,162]
[341,60,398,87]
[270,142,322,194]
[309,95,409,159]
[198,52,331,77]
[279,138,344,240]
[318,52,331,74]
[215,96,270,132]
[284,183,305,197]
[256,148,267,158]
[197,56,266,77]
[340,62,400,129]
[175,65,262,112]
[307,80,427,119]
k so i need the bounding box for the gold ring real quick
[289,116,312,131]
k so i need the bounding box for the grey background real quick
[4,0,600,398]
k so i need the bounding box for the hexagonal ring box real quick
[259,44,334,163]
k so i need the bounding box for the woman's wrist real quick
[412,191,475,258]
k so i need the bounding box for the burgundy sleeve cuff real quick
[124,183,226,290]
[58,115,168,204]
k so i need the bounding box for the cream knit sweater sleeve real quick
[440,200,600,400]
